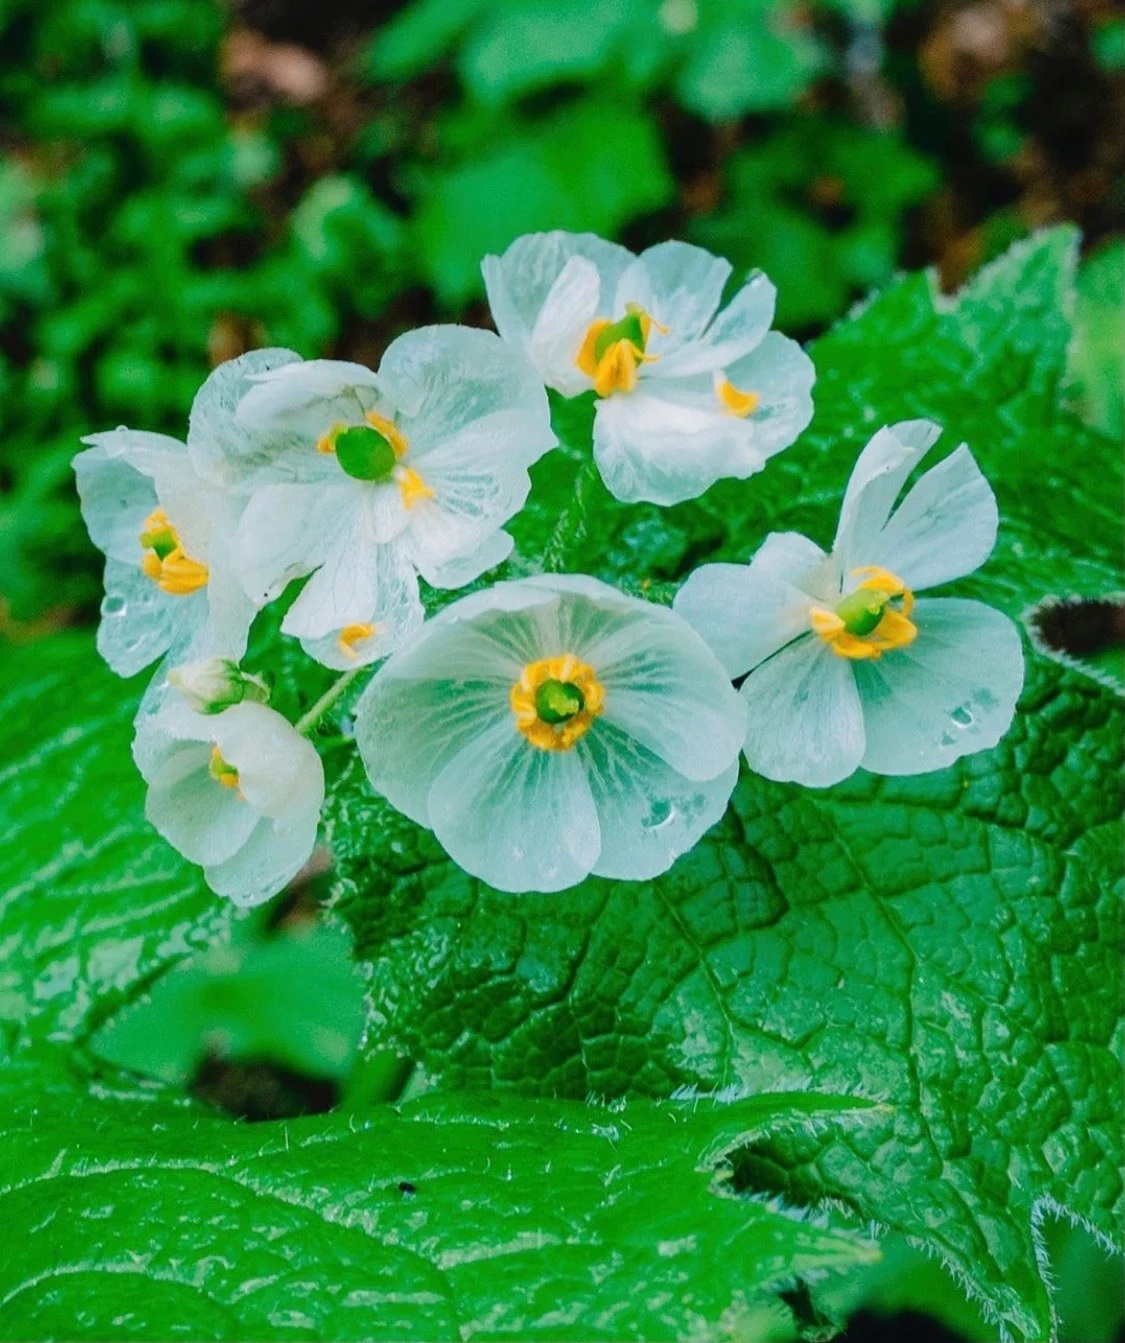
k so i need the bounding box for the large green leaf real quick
[0,637,224,1053]
[327,230,1124,1340]
[0,1062,876,1341]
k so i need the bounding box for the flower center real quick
[576,303,667,397]
[139,507,209,596]
[208,745,241,791]
[316,411,434,508]
[809,566,917,660]
[511,654,605,751]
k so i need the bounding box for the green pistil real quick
[335,424,398,482]
[835,587,899,636]
[140,525,177,559]
[593,305,647,362]
[535,678,585,725]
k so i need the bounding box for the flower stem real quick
[295,667,365,736]
[541,459,599,574]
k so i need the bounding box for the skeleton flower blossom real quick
[195,327,555,670]
[355,575,746,893]
[73,357,269,675]
[674,420,1025,788]
[136,692,324,906]
[482,231,814,506]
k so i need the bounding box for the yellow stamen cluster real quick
[397,467,436,509]
[511,653,605,752]
[809,566,917,660]
[714,375,760,418]
[576,304,667,397]
[338,622,379,660]
[139,507,209,596]
[208,745,241,792]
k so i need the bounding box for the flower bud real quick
[168,658,270,715]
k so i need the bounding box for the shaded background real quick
[0,2,1121,1338]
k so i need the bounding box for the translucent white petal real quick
[235,482,360,606]
[865,444,998,591]
[592,391,756,506]
[211,702,325,822]
[584,606,746,782]
[205,811,320,907]
[833,420,942,574]
[145,742,258,868]
[741,635,866,787]
[281,518,389,642]
[482,230,633,356]
[528,255,604,396]
[428,720,600,893]
[382,325,554,464]
[674,532,830,678]
[414,527,514,590]
[655,272,777,378]
[615,241,731,358]
[580,724,740,882]
[855,597,1024,776]
[299,546,425,669]
[96,558,202,677]
[74,438,168,563]
[187,347,304,485]
[718,332,816,463]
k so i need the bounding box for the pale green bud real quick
[169,658,270,715]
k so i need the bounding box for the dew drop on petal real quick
[644,799,676,832]
[101,593,127,617]
[951,705,975,728]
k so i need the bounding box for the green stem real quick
[541,459,599,574]
[295,667,365,736]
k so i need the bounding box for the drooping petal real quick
[205,812,321,907]
[280,510,393,642]
[413,527,514,590]
[482,231,633,378]
[674,531,831,678]
[427,719,601,893]
[145,742,259,868]
[580,723,740,882]
[741,635,866,787]
[299,545,426,670]
[234,481,361,607]
[381,325,554,465]
[655,272,777,379]
[582,605,746,782]
[833,420,942,575]
[187,347,304,486]
[615,241,732,359]
[211,702,325,822]
[592,390,759,505]
[864,444,999,591]
[854,597,1025,776]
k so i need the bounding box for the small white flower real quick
[196,327,555,669]
[136,695,324,906]
[482,230,814,506]
[674,420,1025,788]
[355,574,746,893]
[73,352,298,676]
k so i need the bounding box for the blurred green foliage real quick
[1,0,1119,625]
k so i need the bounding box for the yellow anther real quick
[714,375,760,418]
[365,410,410,459]
[208,745,241,791]
[575,304,667,397]
[316,422,347,454]
[397,466,435,509]
[510,653,605,752]
[810,566,917,660]
[338,622,379,660]
[139,507,209,596]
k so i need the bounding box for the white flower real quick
[194,327,555,670]
[482,231,814,506]
[674,420,1025,788]
[168,657,270,715]
[354,574,746,893]
[136,695,324,906]
[72,352,300,677]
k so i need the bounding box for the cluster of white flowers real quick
[75,230,1024,903]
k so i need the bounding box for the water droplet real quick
[644,799,676,832]
[101,593,127,617]
[951,705,975,728]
